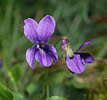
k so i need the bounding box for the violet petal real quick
[24,18,38,43]
[76,40,92,52]
[66,54,85,73]
[44,44,58,64]
[35,48,53,67]
[37,15,56,43]
[0,60,2,68]
[77,53,94,64]
[26,45,37,69]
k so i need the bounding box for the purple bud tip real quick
[61,37,69,49]
[0,60,2,68]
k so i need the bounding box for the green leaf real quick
[46,96,68,100]
[0,83,13,100]
[69,78,89,89]
[7,64,23,91]
[13,92,24,100]
[26,82,40,95]
[26,81,43,100]
[49,69,66,84]
[10,64,23,82]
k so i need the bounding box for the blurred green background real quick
[0,0,107,100]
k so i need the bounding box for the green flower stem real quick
[46,81,49,98]
[46,67,49,98]
[42,82,45,99]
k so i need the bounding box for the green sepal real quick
[63,43,74,58]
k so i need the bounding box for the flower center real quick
[37,43,44,49]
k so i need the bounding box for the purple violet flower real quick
[61,38,94,74]
[0,59,2,68]
[24,15,58,69]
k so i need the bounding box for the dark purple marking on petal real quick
[44,44,58,64]
[35,48,53,67]
[24,18,38,43]
[76,40,92,52]
[37,15,56,43]
[66,54,85,74]
[77,53,94,64]
[26,45,37,69]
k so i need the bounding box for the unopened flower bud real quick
[61,37,74,58]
